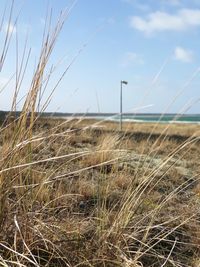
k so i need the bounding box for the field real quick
[0,116,200,266]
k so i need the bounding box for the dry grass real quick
[0,2,200,267]
[2,115,200,266]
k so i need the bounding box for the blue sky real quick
[0,0,200,113]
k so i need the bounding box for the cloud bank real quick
[130,8,200,35]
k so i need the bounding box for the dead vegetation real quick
[0,2,200,266]
[1,115,200,267]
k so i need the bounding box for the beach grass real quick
[0,3,200,267]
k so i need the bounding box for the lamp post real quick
[120,80,128,131]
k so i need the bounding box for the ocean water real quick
[89,114,200,124]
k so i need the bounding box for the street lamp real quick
[120,80,128,131]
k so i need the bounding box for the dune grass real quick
[0,2,200,267]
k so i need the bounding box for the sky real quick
[0,0,200,114]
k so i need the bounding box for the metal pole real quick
[120,81,122,131]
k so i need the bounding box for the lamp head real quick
[121,80,128,85]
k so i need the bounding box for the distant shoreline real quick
[1,110,200,116]
[1,111,200,124]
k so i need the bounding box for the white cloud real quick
[121,52,144,67]
[130,8,200,35]
[4,22,16,35]
[174,46,194,63]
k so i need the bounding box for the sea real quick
[80,113,200,124]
